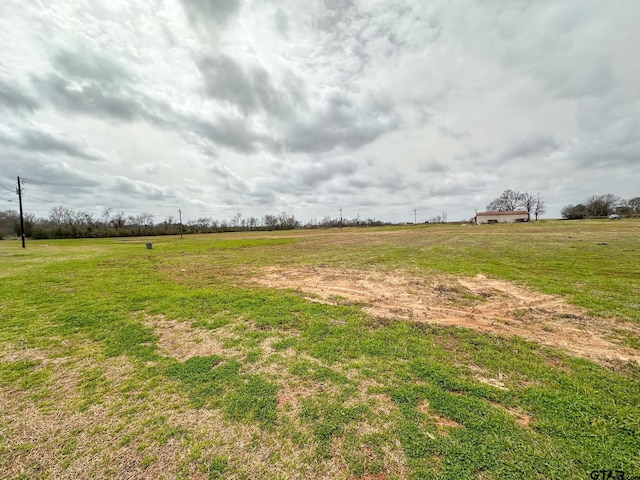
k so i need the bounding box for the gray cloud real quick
[110,176,176,201]
[32,73,138,120]
[284,93,400,153]
[180,0,242,26]
[0,79,40,111]
[437,126,471,140]
[273,9,290,38]
[185,114,262,154]
[54,48,133,85]
[193,53,399,154]
[498,135,560,161]
[0,152,101,189]
[196,53,301,117]
[419,159,449,173]
[1,127,104,161]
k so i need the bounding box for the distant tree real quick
[0,210,18,238]
[137,212,154,226]
[320,216,332,228]
[101,207,112,223]
[277,211,299,229]
[585,194,619,217]
[561,204,588,220]
[533,193,546,221]
[191,217,211,233]
[618,196,640,216]
[486,189,524,212]
[520,192,536,220]
[263,214,278,229]
[231,212,242,228]
[49,205,70,225]
[487,189,545,220]
[111,211,127,229]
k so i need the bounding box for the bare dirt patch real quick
[144,315,234,361]
[498,404,532,429]
[255,266,640,366]
[418,400,463,436]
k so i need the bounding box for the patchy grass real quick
[1,221,639,479]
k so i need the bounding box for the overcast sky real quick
[1,0,638,224]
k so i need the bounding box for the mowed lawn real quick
[1,220,639,479]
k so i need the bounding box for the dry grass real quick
[255,266,640,366]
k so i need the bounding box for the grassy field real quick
[1,220,639,479]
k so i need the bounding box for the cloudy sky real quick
[1,0,638,224]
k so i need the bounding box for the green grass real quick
[0,221,639,479]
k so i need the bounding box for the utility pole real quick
[414,209,417,225]
[340,208,343,230]
[178,209,183,239]
[16,176,25,248]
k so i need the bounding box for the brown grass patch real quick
[418,400,463,435]
[254,266,640,366]
[144,315,236,361]
[0,354,192,480]
[490,402,532,429]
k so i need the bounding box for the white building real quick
[475,210,529,224]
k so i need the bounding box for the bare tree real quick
[534,193,546,220]
[618,197,640,216]
[487,190,545,220]
[561,204,588,220]
[263,214,278,229]
[231,212,242,228]
[277,211,298,229]
[136,212,154,226]
[111,211,127,229]
[486,189,524,211]
[101,207,112,223]
[520,192,536,220]
[585,194,619,217]
[49,206,70,225]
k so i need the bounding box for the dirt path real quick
[255,266,640,366]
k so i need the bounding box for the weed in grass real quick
[140,454,157,469]
[289,359,349,384]
[164,356,278,426]
[0,360,52,391]
[343,431,392,477]
[164,356,230,407]
[244,350,262,363]
[208,455,228,479]
[271,337,299,351]
[300,393,368,458]
[223,375,278,425]
[77,367,110,411]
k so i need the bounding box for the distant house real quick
[475,210,529,224]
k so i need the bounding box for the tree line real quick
[0,207,389,240]
[561,194,640,219]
